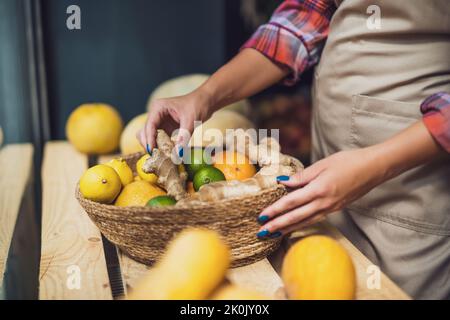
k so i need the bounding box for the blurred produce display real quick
[251,89,312,163]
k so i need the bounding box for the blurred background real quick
[0,0,313,160]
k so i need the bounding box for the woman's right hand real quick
[138,89,213,152]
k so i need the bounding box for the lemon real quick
[105,158,133,187]
[79,165,122,204]
[136,154,158,183]
[282,235,356,300]
[66,103,123,154]
[115,180,166,207]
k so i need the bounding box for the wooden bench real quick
[39,141,410,300]
[0,144,38,299]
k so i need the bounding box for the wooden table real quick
[4,141,407,300]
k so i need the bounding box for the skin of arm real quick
[138,48,288,150]
[257,120,447,237]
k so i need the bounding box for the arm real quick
[140,0,336,150]
[257,94,450,237]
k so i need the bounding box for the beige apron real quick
[312,0,450,299]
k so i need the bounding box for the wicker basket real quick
[76,152,287,268]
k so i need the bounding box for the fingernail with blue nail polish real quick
[257,230,270,238]
[269,231,282,239]
[146,144,152,155]
[277,175,289,182]
[178,146,184,158]
[258,215,269,224]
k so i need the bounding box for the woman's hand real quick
[138,90,213,152]
[138,49,288,152]
[257,147,387,238]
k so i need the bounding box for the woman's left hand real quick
[257,147,386,239]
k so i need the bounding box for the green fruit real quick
[185,147,212,180]
[193,167,226,191]
[146,195,177,207]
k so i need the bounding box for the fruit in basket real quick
[105,158,133,186]
[146,195,176,207]
[281,235,356,300]
[184,147,211,180]
[193,167,226,191]
[114,180,166,207]
[136,154,158,183]
[66,103,123,154]
[211,284,269,300]
[213,151,256,181]
[79,165,122,204]
[128,228,230,300]
[120,113,147,155]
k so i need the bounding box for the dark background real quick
[41,0,248,139]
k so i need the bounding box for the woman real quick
[139,0,450,299]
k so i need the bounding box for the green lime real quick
[184,147,212,180]
[193,167,226,191]
[146,195,177,207]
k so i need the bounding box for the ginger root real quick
[142,130,188,201]
[178,130,303,205]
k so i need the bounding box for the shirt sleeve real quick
[241,0,337,85]
[421,92,450,153]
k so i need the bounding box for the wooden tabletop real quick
[38,142,410,300]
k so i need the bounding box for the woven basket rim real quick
[76,183,285,220]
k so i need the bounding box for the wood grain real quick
[0,144,33,289]
[39,142,112,300]
[227,259,286,299]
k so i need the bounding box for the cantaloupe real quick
[147,74,250,115]
[190,110,255,147]
[120,113,147,155]
[128,228,230,300]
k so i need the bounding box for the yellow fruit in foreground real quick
[120,113,147,155]
[66,103,123,154]
[213,151,256,181]
[282,235,356,300]
[212,284,270,300]
[105,158,133,186]
[79,165,122,204]
[136,154,158,183]
[114,180,166,207]
[128,228,230,300]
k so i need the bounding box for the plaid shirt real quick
[242,0,450,152]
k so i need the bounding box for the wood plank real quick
[39,142,112,300]
[227,259,285,299]
[277,221,410,300]
[0,144,33,291]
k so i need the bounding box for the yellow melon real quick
[128,228,230,300]
[282,235,356,300]
[120,113,147,155]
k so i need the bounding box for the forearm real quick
[197,49,289,113]
[368,120,446,184]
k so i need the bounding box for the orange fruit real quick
[115,180,166,207]
[213,151,256,181]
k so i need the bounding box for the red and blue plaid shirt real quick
[242,0,450,152]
